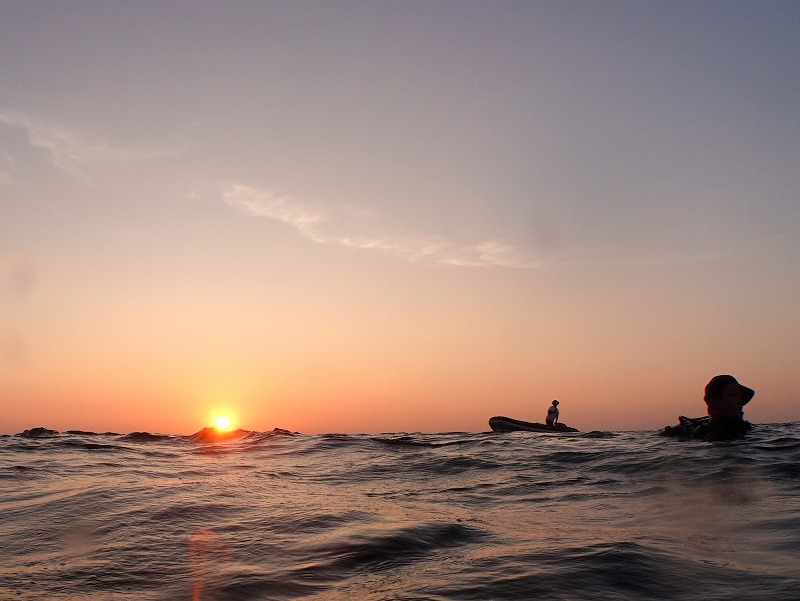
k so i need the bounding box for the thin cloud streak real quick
[222,184,324,234]
[0,110,727,272]
[223,183,555,269]
[222,183,718,270]
[0,111,175,185]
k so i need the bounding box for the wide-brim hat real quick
[704,375,755,404]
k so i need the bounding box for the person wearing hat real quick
[695,375,754,440]
[545,400,560,428]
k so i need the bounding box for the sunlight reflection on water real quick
[0,425,798,600]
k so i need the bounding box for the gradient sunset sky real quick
[2,1,799,435]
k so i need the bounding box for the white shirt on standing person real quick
[546,400,560,425]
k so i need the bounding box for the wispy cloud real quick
[223,184,324,237]
[0,111,174,185]
[222,183,552,269]
[1,112,717,271]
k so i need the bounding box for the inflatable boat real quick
[489,416,579,433]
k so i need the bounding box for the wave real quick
[15,427,60,438]
[118,431,174,443]
[244,428,301,443]
[185,427,253,443]
[185,427,300,444]
[374,434,477,448]
[64,430,120,436]
[581,430,617,438]
[54,440,126,451]
[2,423,798,601]
[301,521,483,574]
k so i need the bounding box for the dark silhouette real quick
[660,375,754,440]
[188,427,250,443]
[489,398,578,433]
[16,427,59,438]
[545,400,560,427]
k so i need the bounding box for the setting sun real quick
[214,416,232,431]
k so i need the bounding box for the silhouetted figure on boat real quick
[545,400,560,428]
[489,399,577,433]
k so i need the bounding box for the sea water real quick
[1,423,798,600]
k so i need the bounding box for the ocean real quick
[1,423,798,600]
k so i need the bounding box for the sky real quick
[2,1,799,435]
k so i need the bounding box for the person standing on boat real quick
[546,400,560,427]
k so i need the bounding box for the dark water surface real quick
[1,423,798,600]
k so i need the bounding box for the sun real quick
[214,416,232,431]
[208,406,238,432]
